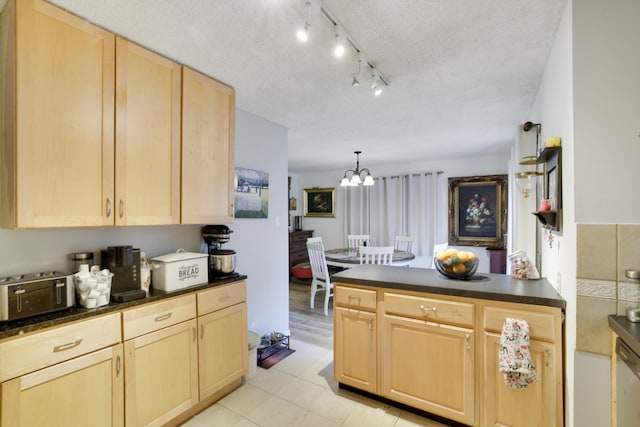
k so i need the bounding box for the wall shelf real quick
[534,146,562,231]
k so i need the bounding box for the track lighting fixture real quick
[296,0,314,42]
[295,0,389,96]
[333,26,346,57]
[371,69,383,96]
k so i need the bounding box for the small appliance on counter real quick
[150,249,208,291]
[202,224,239,282]
[0,271,74,321]
[101,245,146,302]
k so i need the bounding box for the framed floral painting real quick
[448,174,507,247]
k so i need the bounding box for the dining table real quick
[324,247,415,268]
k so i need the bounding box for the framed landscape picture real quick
[303,187,336,218]
[448,174,507,247]
[234,167,269,218]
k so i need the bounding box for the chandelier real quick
[340,151,374,186]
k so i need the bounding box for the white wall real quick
[573,0,640,224]
[528,1,576,424]
[293,154,509,272]
[233,110,289,336]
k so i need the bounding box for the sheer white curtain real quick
[345,171,447,257]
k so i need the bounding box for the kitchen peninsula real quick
[332,265,565,427]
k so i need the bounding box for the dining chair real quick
[307,236,323,245]
[394,236,415,253]
[347,234,370,249]
[306,242,333,316]
[360,246,394,265]
[432,242,449,268]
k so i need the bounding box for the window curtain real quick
[345,171,446,257]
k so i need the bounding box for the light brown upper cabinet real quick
[115,37,181,226]
[181,67,235,224]
[1,0,116,228]
[1,0,235,228]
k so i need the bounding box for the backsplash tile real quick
[577,224,616,281]
[617,225,640,281]
[576,295,616,356]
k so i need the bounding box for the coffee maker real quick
[202,225,238,282]
[101,245,146,302]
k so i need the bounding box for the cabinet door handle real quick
[545,348,552,368]
[368,317,374,331]
[116,355,121,377]
[106,198,112,218]
[193,327,197,343]
[200,324,204,340]
[154,312,172,322]
[419,305,437,313]
[53,338,83,352]
[218,295,231,302]
[465,333,471,351]
[119,199,125,218]
[348,295,361,303]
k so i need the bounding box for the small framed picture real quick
[303,187,336,218]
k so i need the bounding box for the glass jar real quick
[69,252,94,274]
[508,250,540,280]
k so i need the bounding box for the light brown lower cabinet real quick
[1,344,124,427]
[333,283,565,427]
[481,302,563,427]
[197,281,248,400]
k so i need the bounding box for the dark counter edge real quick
[332,265,566,310]
[608,315,640,357]
[0,275,248,340]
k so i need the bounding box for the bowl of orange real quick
[433,248,478,280]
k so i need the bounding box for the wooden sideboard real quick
[289,230,314,274]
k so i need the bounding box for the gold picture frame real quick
[303,187,336,218]
[448,174,507,247]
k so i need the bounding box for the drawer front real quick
[123,294,196,340]
[483,305,559,343]
[334,285,377,311]
[0,312,121,382]
[197,280,246,315]
[384,292,474,327]
[290,231,313,243]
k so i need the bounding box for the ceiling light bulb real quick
[334,42,345,57]
[363,175,375,186]
[340,176,350,187]
[371,81,382,96]
[350,174,362,185]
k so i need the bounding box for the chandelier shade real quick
[340,151,374,187]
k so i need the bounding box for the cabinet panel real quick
[115,37,181,225]
[197,280,246,315]
[381,314,474,425]
[124,319,198,427]
[1,344,124,427]
[383,292,474,327]
[122,294,196,340]
[483,332,561,427]
[198,303,247,400]
[334,285,377,311]
[334,306,377,393]
[483,303,560,343]
[181,66,235,224]
[0,312,121,382]
[2,0,115,228]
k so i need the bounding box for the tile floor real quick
[181,337,450,427]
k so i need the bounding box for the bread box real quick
[150,250,208,291]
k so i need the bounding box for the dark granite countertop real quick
[608,315,640,356]
[0,275,247,340]
[332,265,565,309]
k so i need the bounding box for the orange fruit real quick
[457,251,469,262]
[436,251,448,261]
[467,252,476,261]
[452,263,466,274]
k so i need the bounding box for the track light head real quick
[351,74,360,87]
[297,23,309,42]
[333,26,346,57]
[371,69,383,96]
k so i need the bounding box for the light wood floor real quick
[289,280,333,350]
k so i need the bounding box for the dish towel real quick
[498,317,537,389]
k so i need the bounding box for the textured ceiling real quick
[49,0,567,172]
